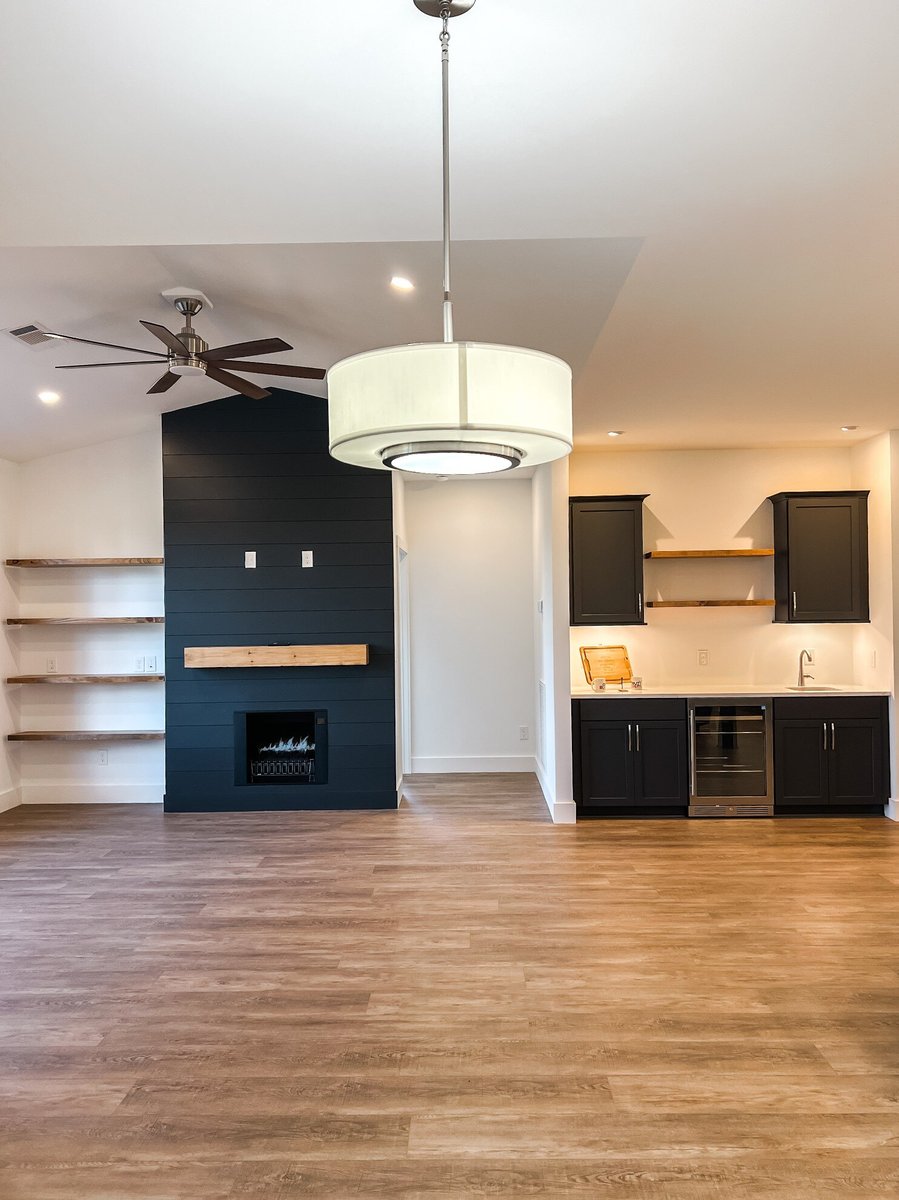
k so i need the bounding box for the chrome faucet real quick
[797,649,814,688]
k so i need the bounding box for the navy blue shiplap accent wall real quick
[162,390,396,811]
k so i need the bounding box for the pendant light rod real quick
[440,8,454,343]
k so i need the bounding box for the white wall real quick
[10,430,164,804]
[405,477,535,773]
[0,458,20,811]
[850,433,894,692]
[532,460,575,822]
[569,447,875,688]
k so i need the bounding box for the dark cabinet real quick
[570,496,647,625]
[574,698,688,816]
[774,696,888,814]
[769,491,869,622]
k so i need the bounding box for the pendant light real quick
[327,0,573,476]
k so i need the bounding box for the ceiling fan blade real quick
[46,332,163,357]
[139,320,191,356]
[147,371,180,395]
[201,337,292,362]
[205,364,270,400]
[57,359,168,369]
[212,359,326,381]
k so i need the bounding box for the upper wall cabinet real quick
[570,496,648,625]
[768,491,870,623]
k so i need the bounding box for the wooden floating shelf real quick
[5,557,164,567]
[644,549,775,559]
[646,600,776,608]
[8,730,164,742]
[6,675,165,684]
[7,617,164,626]
[184,644,369,669]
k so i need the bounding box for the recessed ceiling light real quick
[840,425,858,432]
[390,276,415,292]
[607,430,624,437]
[38,390,60,405]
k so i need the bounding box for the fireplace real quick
[235,710,328,786]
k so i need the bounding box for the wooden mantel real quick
[184,644,369,669]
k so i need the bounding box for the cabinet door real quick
[578,721,634,811]
[632,719,688,808]
[786,495,868,622]
[774,719,829,810]
[570,498,646,625]
[828,719,883,807]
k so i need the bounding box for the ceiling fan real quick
[48,291,325,400]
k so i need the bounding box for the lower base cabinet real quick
[573,699,689,817]
[574,694,889,819]
[773,695,889,815]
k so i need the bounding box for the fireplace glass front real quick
[235,710,328,786]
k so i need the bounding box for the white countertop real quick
[572,684,890,699]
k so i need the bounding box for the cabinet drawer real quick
[577,698,687,722]
[773,696,886,721]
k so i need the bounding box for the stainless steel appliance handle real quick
[627,723,632,752]
[831,721,836,751]
[688,708,697,796]
[635,723,641,752]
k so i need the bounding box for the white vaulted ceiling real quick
[0,0,897,459]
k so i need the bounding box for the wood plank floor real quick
[2,777,899,1198]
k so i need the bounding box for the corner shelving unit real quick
[4,557,165,744]
[643,548,775,611]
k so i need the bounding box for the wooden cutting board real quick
[579,645,633,685]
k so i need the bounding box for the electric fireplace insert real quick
[234,710,328,786]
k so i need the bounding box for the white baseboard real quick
[20,783,164,805]
[885,799,897,822]
[410,755,537,774]
[535,759,577,824]
[0,786,21,814]
[549,798,577,824]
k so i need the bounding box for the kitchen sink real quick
[786,685,841,692]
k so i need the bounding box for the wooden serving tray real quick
[579,645,633,685]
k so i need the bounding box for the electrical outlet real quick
[46,655,57,673]
[697,649,710,667]
[519,725,529,741]
[871,649,877,669]
[301,550,314,568]
[135,655,145,673]
[244,550,256,569]
[97,750,108,766]
[145,655,157,673]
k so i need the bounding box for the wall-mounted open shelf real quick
[644,546,775,611]
[6,674,165,684]
[8,730,164,742]
[644,549,774,559]
[5,557,164,567]
[646,599,775,609]
[7,617,164,625]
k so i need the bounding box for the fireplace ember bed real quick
[234,710,328,786]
